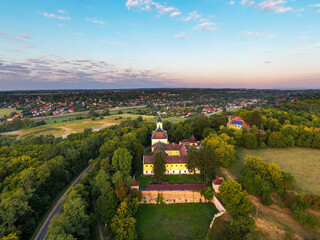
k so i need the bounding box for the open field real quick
[136,203,218,240]
[0,108,21,118]
[232,148,320,195]
[136,174,206,188]
[1,114,185,138]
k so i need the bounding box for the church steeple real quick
[156,113,163,129]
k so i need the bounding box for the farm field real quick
[0,108,21,118]
[136,203,218,240]
[1,114,184,138]
[136,174,206,188]
[233,148,320,195]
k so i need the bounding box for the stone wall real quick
[141,190,209,204]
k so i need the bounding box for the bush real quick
[268,132,287,148]
[291,206,320,230]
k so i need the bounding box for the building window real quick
[184,170,186,173]
[171,165,173,167]
[146,165,148,167]
[173,171,175,173]
[176,165,177,167]
[185,164,187,167]
[173,199,176,203]
[180,165,182,167]
[146,171,148,173]
[185,199,188,202]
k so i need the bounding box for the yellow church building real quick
[143,116,199,175]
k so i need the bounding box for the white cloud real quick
[183,11,201,21]
[174,32,187,39]
[309,4,320,7]
[162,7,175,12]
[43,12,71,20]
[230,1,235,5]
[19,34,30,39]
[86,17,107,25]
[126,0,179,16]
[241,0,256,6]
[258,0,292,13]
[241,0,292,13]
[58,9,68,14]
[170,11,181,18]
[194,22,217,31]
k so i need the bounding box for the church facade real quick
[143,116,199,175]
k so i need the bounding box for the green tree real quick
[219,180,253,217]
[115,181,130,201]
[201,187,214,201]
[187,146,199,174]
[228,216,255,240]
[111,201,137,240]
[242,133,258,149]
[112,148,133,174]
[46,233,77,240]
[153,151,166,180]
[199,145,217,180]
[268,132,287,148]
[97,190,119,225]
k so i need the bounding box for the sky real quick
[0,0,320,90]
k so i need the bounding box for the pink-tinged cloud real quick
[194,21,217,31]
[19,34,30,38]
[170,11,181,17]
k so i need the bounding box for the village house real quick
[227,116,250,130]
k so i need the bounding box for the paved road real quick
[33,165,93,240]
[32,105,146,121]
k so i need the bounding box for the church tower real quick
[151,113,168,146]
[156,115,163,129]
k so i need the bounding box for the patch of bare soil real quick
[219,167,235,180]
[92,122,119,131]
[306,208,320,218]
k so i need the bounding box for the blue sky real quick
[0,0,320,90]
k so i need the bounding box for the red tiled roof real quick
[146,184,206,191]
[131,179,139,186]
[144,154,187,164]
[180,135,197,144]
[152,131,168,139]
[212,177,224,185]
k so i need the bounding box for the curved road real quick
[33,165,93,240]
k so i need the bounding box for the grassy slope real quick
[136,175,206,188]
[0,108,21,118]
[232,148,320,195]
[136,203,218,240]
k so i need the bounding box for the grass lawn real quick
[2,113,185,138]
[136,174,206,188]
[232,147,320,195]
[0,108,21,118]
[136,203,218,240]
